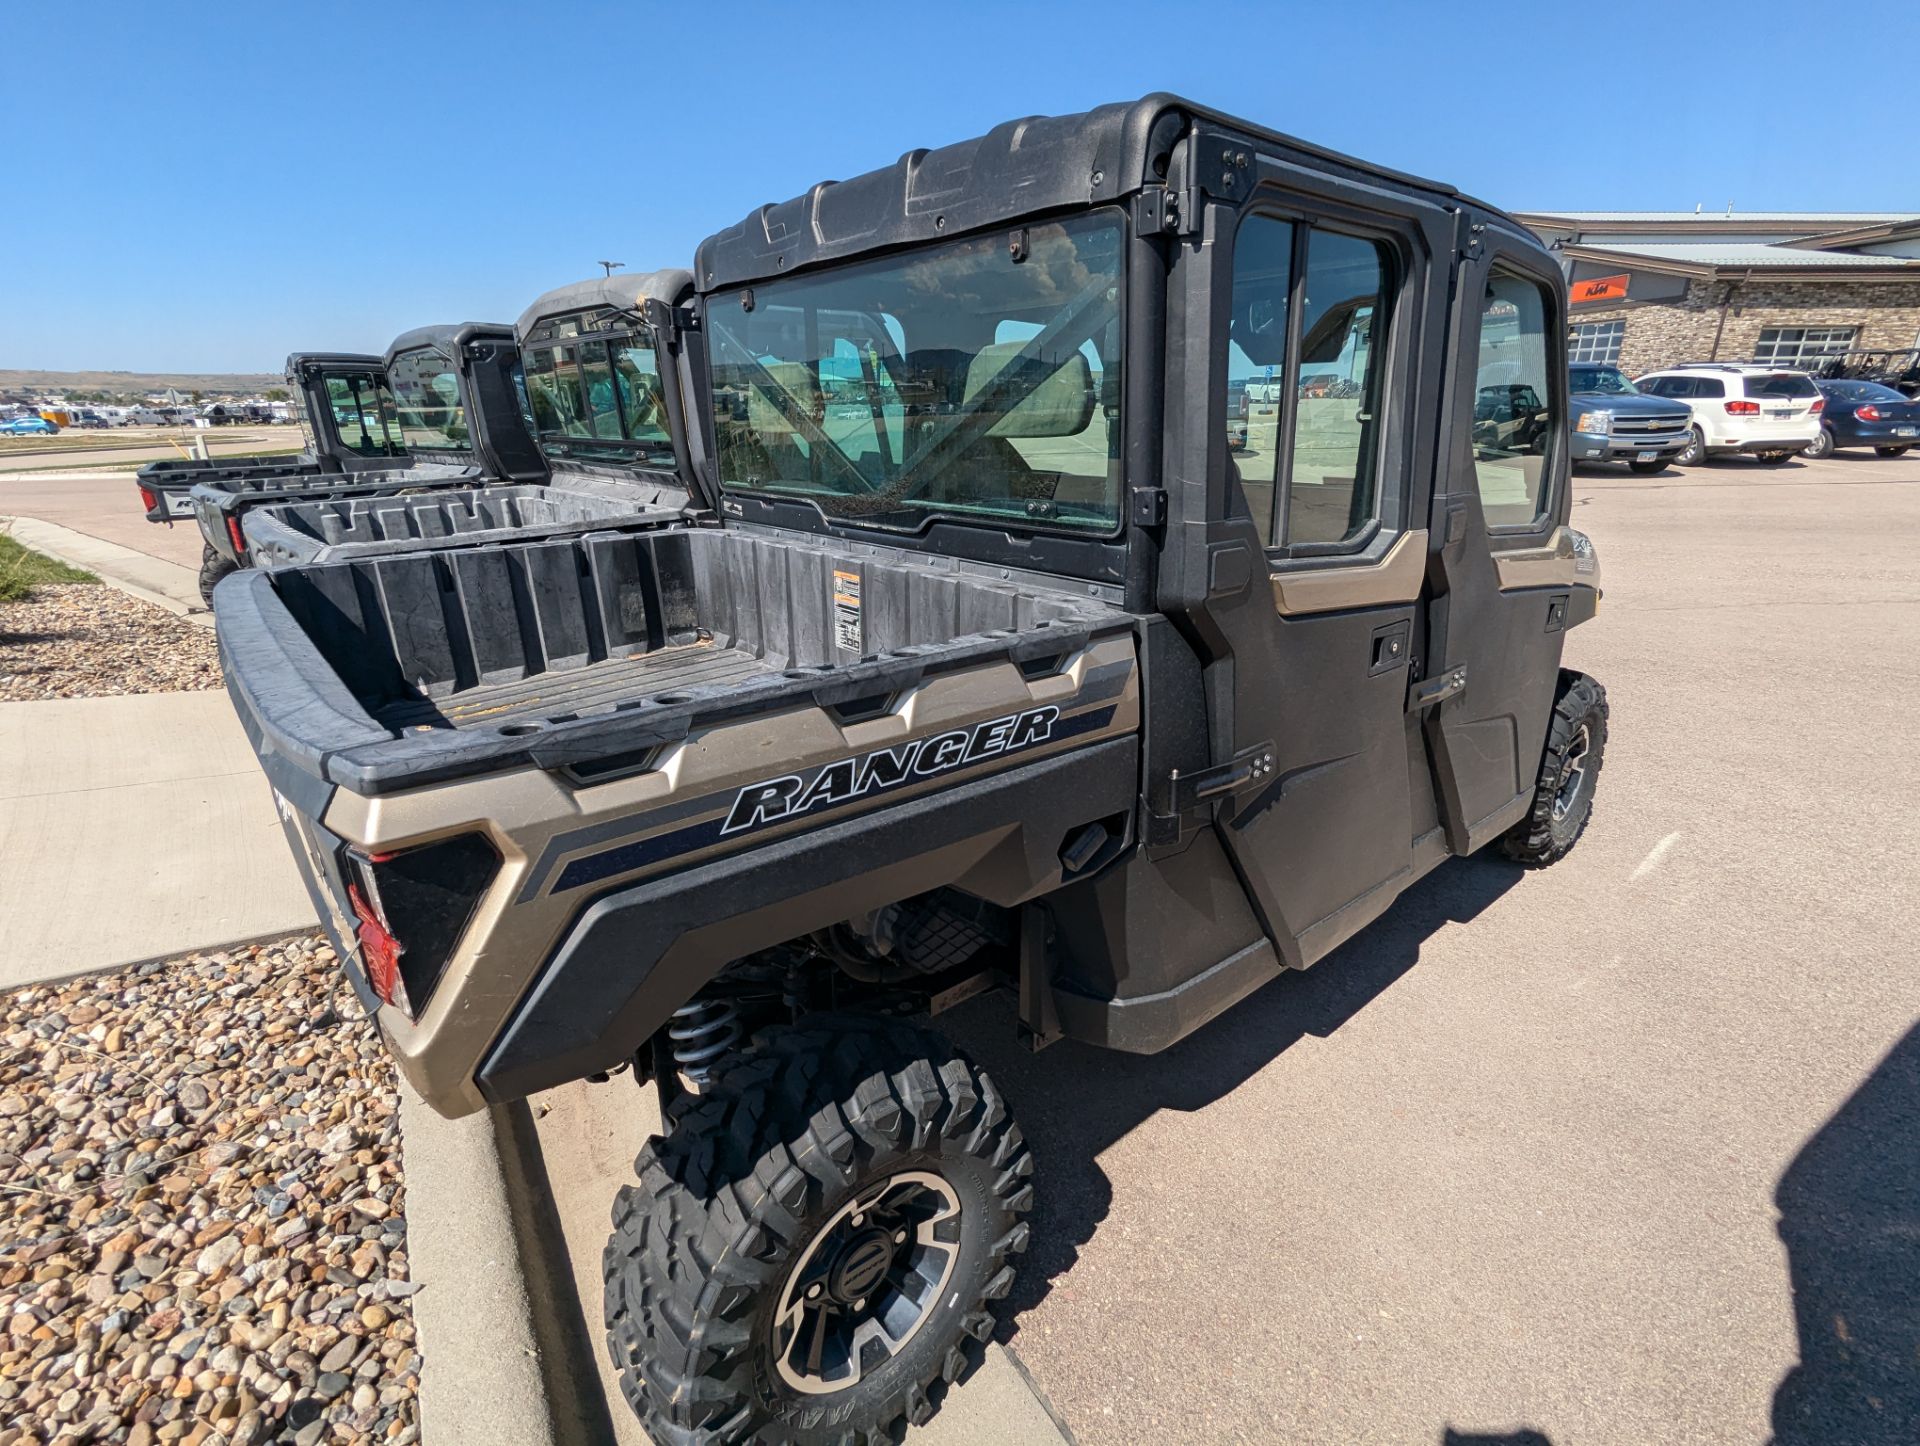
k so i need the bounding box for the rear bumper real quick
[1710,437,1815,455]
[1830,420,1920,448]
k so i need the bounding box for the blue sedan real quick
[1808,380,1920,458]
[0,415,59,436]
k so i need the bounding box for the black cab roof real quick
[694,93,1487,293]
[383,323,514,367]
[513,270,695,346]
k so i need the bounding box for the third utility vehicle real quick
[219,95,1609,1444]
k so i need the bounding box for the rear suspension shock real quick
[667,998,742,1087]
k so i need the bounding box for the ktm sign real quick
[1571,273,1630,306]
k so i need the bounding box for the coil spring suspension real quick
[667,998,741,1086]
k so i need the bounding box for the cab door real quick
[1419,223,1583,853]
[1157,141,1455,970]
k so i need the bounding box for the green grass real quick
[0,531,97,602]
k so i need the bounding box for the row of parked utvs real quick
[178,95,1611,1443]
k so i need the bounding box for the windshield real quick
[1569,365,1638,396]
[705,210,1124,535]
[388,347,470,450]
[522,322,676,465]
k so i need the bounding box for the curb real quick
[399,1087,614,1446]
[0,512,208,624]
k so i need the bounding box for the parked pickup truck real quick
[219,95,1609,1444]
[239,272,703,568]
[133,352,408,525]
[1566,362,1694,473]
[188,322,547,603]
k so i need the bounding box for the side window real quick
[1694,377,1725,399]
[388,348,468,449]
[1224,215,1294,536]
[1473,270,1557,528]
[1289,230,1388,545]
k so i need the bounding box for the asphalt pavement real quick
[934,449,1920,1444]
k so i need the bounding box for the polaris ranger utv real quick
[238,273,704,570]
[188,322,545,603]
[217,95,1608,1444]
[132,352,407,525]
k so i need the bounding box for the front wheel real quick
[1805,427,1835,460]
[1674,426,1707,466]
[1874,445,1911,458]
[604,1015,1032,1444]
[1500,670,1608,869]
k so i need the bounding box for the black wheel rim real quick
[772,1171,962,1395]
[1551,723,1591,823]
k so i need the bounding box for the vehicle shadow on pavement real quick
[938,852,1525,1334]
[1769,1022,1920,1445]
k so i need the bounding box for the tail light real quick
[1857,403,1881,422]
[342,834,499,1018]
[137,485,160,514]
[1810,399,1824,415]
[1725,400,1760,415]
[225,516,246,555]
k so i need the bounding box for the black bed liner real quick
[189,463,483,564]
[218,526,1129,794]
[241,475,690,567]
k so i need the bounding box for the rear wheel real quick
[1674,427,1707,466]
[1874,445,1911,458]
[604,1015,1032,1445]
[1500,670,1608,869]
[1805,427,1834,460]
[1627,457,1669,475]
[197,543,236,608]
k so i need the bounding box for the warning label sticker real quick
[832,568,862,654]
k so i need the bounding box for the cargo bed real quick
[190,462,482,565]
[135,455,327,522]
[240,475,688,568]
[218,526,1129,794]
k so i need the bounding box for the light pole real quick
[598,261,624,278]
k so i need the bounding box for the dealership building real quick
[1513,211,1920,375]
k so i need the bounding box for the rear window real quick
[1744,373,1818,400]
[1836,381,1906,404]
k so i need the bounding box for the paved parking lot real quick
[938,451,1919,1445]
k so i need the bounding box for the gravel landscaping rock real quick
[0,934,419,1444]
[0,584,220,701]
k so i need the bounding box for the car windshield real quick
[1569,365,1638,396]
[705,210,1124,535]
[1745,373,1818,400]
[522,321,677,465]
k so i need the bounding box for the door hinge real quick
[1129,486,1167,528]
[1408,667,1467,713]
[1131,186,1199,239]
[1165,741,1276,812]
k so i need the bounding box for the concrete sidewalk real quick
[3,512,205,619]
[0,690,315,985]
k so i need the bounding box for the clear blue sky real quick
[5,1,1913,373]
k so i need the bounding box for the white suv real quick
[1633,364,1824,465]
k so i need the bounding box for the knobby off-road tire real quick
[1500,669,1609,869]
[197,543,236,608]
[604,1015,1033,1445]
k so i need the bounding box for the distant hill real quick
[0,368,281,396]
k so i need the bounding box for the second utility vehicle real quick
[219,95,1609,1444]
[188,323,545,602]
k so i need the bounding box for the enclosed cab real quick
[133,352,407,525]
[186,324,543,603]
[218,96,1609,1443]
[234,279,707,568]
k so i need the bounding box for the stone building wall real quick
[1569,279,1920,374]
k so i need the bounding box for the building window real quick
[1753,326,1857,368]
[1568,320,1625,364]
